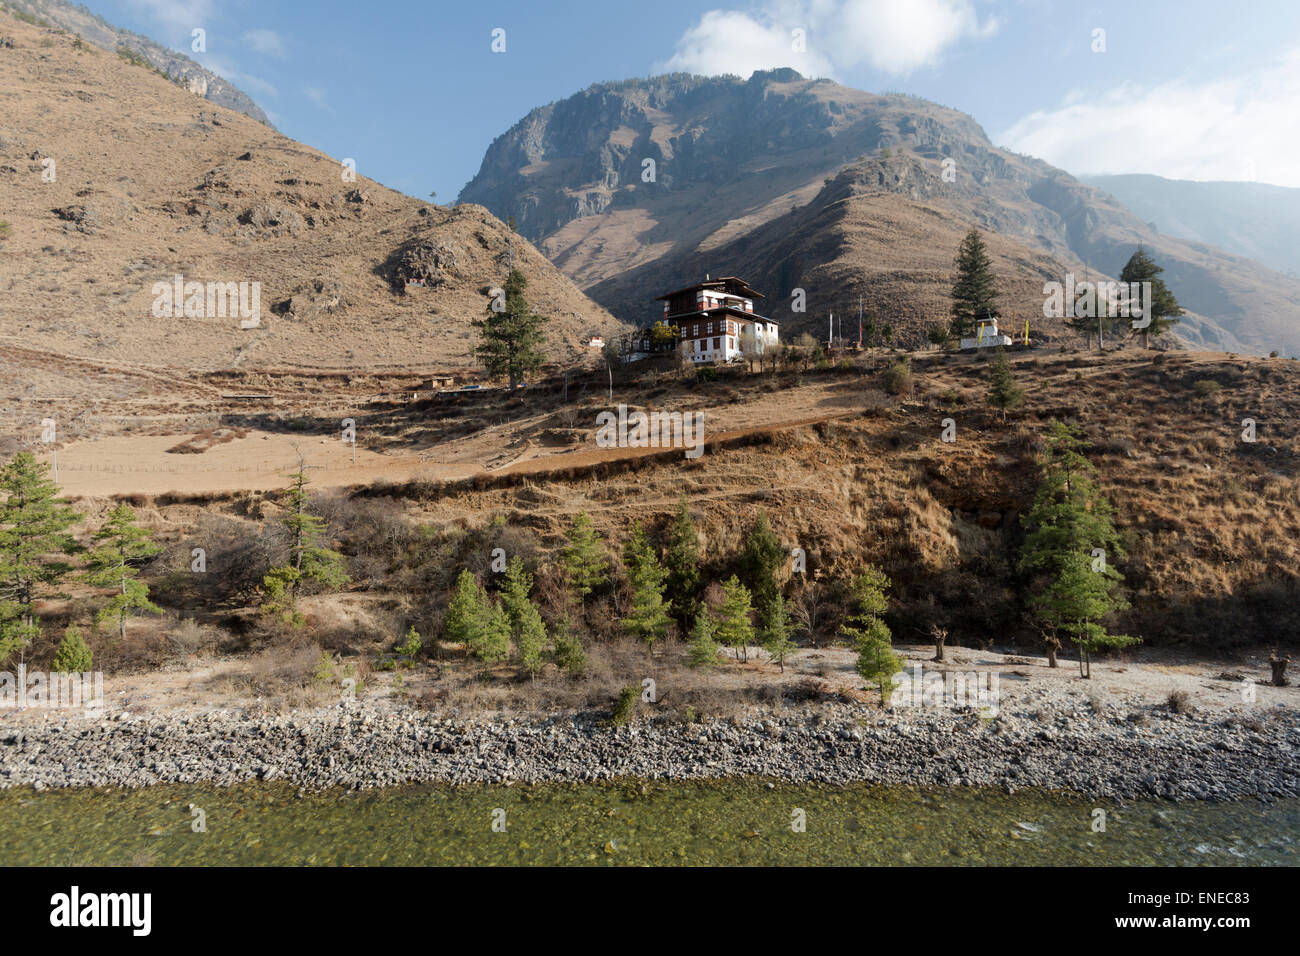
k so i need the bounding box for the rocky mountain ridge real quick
[462,70,1299,354]
[1,0,272,124]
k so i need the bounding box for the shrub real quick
[153,513,282,608]
[52,625,93,673]
[312,651,336,687]
[882,358,912,396]
[1192,379,1222,398]
[10,8,53,27]
[695,366,717,383]
[167,618,221,659]
[115,47,153,69]
[551,619,586,675]
[1167,689,1193,714]
[609,685,639,726]
[0,221,12,241]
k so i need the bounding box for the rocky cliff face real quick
[462,70,1300,355]
[1,0,272,125]
[463,70,969,243]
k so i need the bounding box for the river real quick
[3,781,1297,865]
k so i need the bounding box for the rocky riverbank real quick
[2,694,1297,801]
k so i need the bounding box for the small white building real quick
[960,316,1012,350]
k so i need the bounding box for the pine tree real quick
[621,523,671,654]
[261,466,349,627]
[473,268,546,387]
[1120,246,1184,348]
[686,610,721,668]
[950,228,999,341]
[514,598,547,678]
[856,625,903,705]
[1018,420,1136,672]
[444,569,484,647]
[664,502,702,629]
[840,565,901,704]
[445,568,512,664]
[51,623,93,673]
[1029,550,1137,678]
[475,598,513,665]
[739,511,783,632]
[987,348,1025,422]
[84,504,162,640]
[0,452,81,666]
[1064,293,1115,351]
[759,591,796,672]
[713,575,755,662]
[926,323,952,350]
[1017,423,1123,570]
[560,511,608,605]
[397,625,423,663]
[498,554,547,675]
[499,555,534,630]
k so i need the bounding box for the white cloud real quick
[657,10,833,78]
[124,0,215,36]
[199,53,278,98]
[656,0,999,78]
[125,1,282,105]
[243,29,286,57]
[303,86,330,110]
[999,49,1300,188]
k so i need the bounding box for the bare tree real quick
[739,328,761,373]
[790,579,826,648]
[930,623,948,662]
[1270,650,1290,687]
[796,333,818,371]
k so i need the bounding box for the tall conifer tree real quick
[0,453,80,665]
[473,268,546,387]
[950,228,999,341]
[84,504,162,640]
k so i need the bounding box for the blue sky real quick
[93,1,1300,196]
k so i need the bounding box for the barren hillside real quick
[22,347,1298,668]
[1,0,272,123]
[0,10,626,434]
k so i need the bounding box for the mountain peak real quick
[461,73,1300,355]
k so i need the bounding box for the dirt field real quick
[38,375,874,497]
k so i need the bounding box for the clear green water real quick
[2,782,1296,866]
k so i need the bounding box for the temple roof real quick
[655,276,765,302]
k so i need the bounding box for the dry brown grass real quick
[406,637,847,722]
[74,348,1290,658]
[0,9,623,430]
[165,427,248,454]
[200,643,330,709]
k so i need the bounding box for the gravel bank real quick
[2,697,1297,801]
